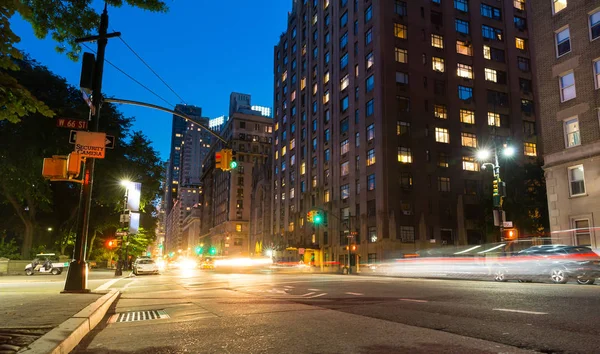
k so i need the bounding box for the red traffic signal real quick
[107,239,116,248]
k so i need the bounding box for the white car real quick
[133,259,159,275]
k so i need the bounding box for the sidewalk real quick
[0,274,123,353]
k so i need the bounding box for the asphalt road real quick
[68,270,600,354]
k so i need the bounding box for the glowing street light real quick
[120,179,132,187]
[476,149,492,161]
[47,227,53,232]
[502,146,516,157]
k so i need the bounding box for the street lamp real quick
[47,227,53,232]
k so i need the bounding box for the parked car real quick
[133,259,159,275]
[493,245,600,284]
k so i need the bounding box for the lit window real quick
[282,146,286,156]
[462,156,479,171]
[435,127,449,143]
[313,83,318,95]
[553,0,567,15]
[438,153,449,168]
[366,149,376,166]
[487,112,501,127]
[431,34,444,49]
[482,25,503,41]
[456,40,473,56]
[485,68,498,82]
[516,37,526,50]
[457,63,473,79]
[301,162,306,175]
[236,224,242,232]
[434,104,447,119]
[366,52,374,69]
[282,70,287,82]
[301,77,306,90]
[275,150,279,160]
[367,123,375,141]
[556,27,571,57]
[312,13,318,25]
[432,57,445,72]
[568,165,586,196]
[340,74,350,91]
[524,142,537,157]
[460,109,475,124]
[395,23,407,39]
[341,139,350,154]
[514,0,525,11]
[461,132,477,148]
[398,147,412,163]
[324,71,330,84]
[591,10,600,40]
[312,175,317,187]
[397,121,410,135]
[559,72,576,102]
[594,59,600,89]
[438,177,451,192]
[483,45,491,59]
[564,117,581,148]
[341,184,350,200]
[395,48,408,63]
[323,90,330,104]
[341,161,350,176]
[324,189,330,202]
[291,90,297,101]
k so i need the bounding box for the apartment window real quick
[400,172,413,189]
[366,52,374,69]
[516,37,526,50]
[434,80,446,95]
[438,153,449,168]
[432,57,445,72]
[398,147,412,164]
[484,68,497,82]
[341,184,350,200]
[340,32,348,50]
[481,4,501,20]
[366,124,375,142]
[482,25,503,41]
[324,129,330,143]
[455,19,469,34]
[560,72,576,102]
[517,57,530,71]
[461,132,477,148]
[488,112,501,127]
[397,121,410,136]
[568,165,586,196]
[591,10,600,40]
[483,45,491,60]
[438,177,451,192]
[556,27,571,57]
[458,85,473,101]
[340,74,350,91]
[367,149,376,166]
[341,161,350,176]
[434,104,447,119]
[367,174,376,190]
[365,28,373,45]
[324,71,330,84]
[523,121,536,136]
[366,99,375,116]
[431,34,444,49]
[462,156,479,172]
[514,16,526,31]
[341,139,350,154]
[524,142,537,157]
[354,20,358,35]
[457,63,473,79]
[340,11,348,28]
[364,5,373,22]
[553,0,567,15]
[395,48,408,63]
[366,75,375,92]
[460,109,475,124]
[514,0,525,10]
[594,59,600,89]
[355,132,360,147]
[324,148,330,162]
[454,0,468,12]
[397,96,410,112]
[435,127,449,143]
[340,118,349,133]
[301,162,306,175]
[394,23,408,40]
[574,219,591,245]
[341,53,349,69]
[312,175,317,187]
[396,71,409,85]
[456,40,473,56]
[341,96,349,112]
[395,1,407,16]
[323,90,330,104]
[564,117,581,148]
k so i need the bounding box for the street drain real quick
[110,310,169,323]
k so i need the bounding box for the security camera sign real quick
[73,131,107,159]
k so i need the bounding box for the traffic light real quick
[502,228,518,240]
[307,209,326,225]
[195,246,203,255]
[350,244,357,251]
[313,211,323,225]
[209,246,217,255]
[215,151,223,170]
[492,178,500,197]
[107,239,116,248]
[307,210,315,223]
[229,150,238,169]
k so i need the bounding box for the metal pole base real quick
[114,267,122,276]
[62,260,90,293]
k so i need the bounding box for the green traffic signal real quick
[314,214,323,224]
[229,160,238,169]
[195,246,203,255]
[209,247,217,255]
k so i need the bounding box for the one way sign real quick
[70,131,115,149]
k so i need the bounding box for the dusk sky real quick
[11,0,290,160]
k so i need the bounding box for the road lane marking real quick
[301,292,316,297]
[308,288,321,291]
[345,292,364,296]
[283,286,294,289]
[399,298,428,303]
[493,308,548,315]
[309,293,328,298]
[94,277,122,291]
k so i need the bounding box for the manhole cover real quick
[110,310,169,323]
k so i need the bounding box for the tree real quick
[1,0,168,122]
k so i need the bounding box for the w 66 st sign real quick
[56,118,88,130]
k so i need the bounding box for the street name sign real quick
[73,131,107,159]
[503,221,513,228]
[56,118,88,130]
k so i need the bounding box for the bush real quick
[0,239,21,259]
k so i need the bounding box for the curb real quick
[19,289,120,354]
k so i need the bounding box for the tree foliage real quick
[0,57,163,258]
[1,0,168,122]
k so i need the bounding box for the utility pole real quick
[64,4,120,292]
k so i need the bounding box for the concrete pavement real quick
[71,270,600,353]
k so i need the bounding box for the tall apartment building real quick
[273,0,538,264]
[199,94,273,257]
[530,1,600,247]
[164,104,202,211]
[165,187,201,252]
[179,118,212,186]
